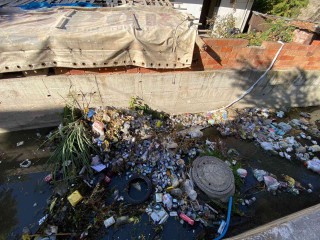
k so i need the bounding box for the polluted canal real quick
[0,100,320,240]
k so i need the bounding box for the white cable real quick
[208,41,285,113]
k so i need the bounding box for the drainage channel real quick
[0,108,319,239]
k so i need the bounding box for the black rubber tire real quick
[124,174,152,205]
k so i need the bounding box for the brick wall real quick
[53,38,320,75]
[198,38,320,71]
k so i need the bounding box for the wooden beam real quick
[195,35,207,52]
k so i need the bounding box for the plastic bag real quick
[183,180,197,200]
[276,111,284,118]
[237,168,248,178]
[253,169,268,182]
[306,158,320,174]
[260,142,273,151]
[162,194,173,210]
[309,145,320,152]
[264,176,280,191]
[278,122,292,133]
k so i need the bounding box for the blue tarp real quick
[19,2,98,10]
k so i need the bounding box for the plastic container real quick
[183,179,197,201]
[179,213,194,225]
[104,216,115,228]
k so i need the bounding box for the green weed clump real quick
[236,19,295,46]
[47,105,96,182]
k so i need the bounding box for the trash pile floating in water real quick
[29,101,236,240]
[23,103,319,239]
[214,108,320,174]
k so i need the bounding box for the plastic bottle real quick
[183,179,197,201]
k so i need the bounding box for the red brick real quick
[200,52,208,60]
[306,45,320,52]
[278,55,295,60]
[308,56,320,61]
[126,66,139,73]
[306,61,320,66]
[54,67,70,75]
[138,68,159,73]
[274,60,296,69]
[212,39,228,47]
[311,40,320,46]
[204,64,224,70]
[261,41,282,49]
[223,52,237,60]
[69,69,86,75]
[227,60,247,69]
[221,46,233,52]
[303,65,318,70]
[203,57,221,66]
[237,48,252,57]
[284,43,305,50]
[283,50,306,56]
[203,38,216,46]
[249,48,266,56]
[229,39,249,47]
[264,49,278,58]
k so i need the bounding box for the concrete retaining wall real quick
[229,203,320,240]
[0,69,320,132]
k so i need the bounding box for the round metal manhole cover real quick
[191,156,235,201]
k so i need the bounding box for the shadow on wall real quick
[230,56,320,110]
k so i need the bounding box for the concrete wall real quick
[1,68,320,132]
[213,0,254,32]
[174,0,204,22]
[230,203,320,240]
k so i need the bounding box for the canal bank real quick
[1,69,320,133]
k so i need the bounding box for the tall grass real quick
[47,105,96,182]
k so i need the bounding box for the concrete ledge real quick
[229,203,320,240]
[0,69,320,132]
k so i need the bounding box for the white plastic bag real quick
[309,145,320,153]
[260,142,273,151]
[237,168,248,178]
[264,176,280,191]
[253,169,268,182]
[183,180,197,200]
[306,158,320,174]
[278,122,292,133]
[162,194,173,210]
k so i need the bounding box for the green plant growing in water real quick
[46,102,97,182]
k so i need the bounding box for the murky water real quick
[0,128,53,239]
[0,118,319,239]
[203,127,320,237]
